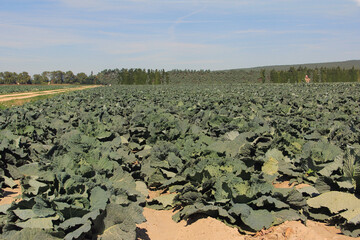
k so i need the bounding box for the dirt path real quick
[0,85,100,102]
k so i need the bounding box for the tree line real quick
[97,68,169,85]
[0,71,96,85]
[1,66,360,85]
[0,69,169,85]
[264,67,360,83]
[167,69,260,84]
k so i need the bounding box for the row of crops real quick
[0,85,81,95]
[0,83,360,239]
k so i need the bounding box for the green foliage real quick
[1,83,360,238]
[96,68,168,85]
[342,149,360,192]
[268,66,360,83]
[168,69,260,84]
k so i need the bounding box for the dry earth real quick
[0,180,21,205]
[136,208,355,240]
[0,85,100,102]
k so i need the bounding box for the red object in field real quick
[305,75,311,83]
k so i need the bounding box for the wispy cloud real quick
[354,0,360,6]
[169,8,206,39]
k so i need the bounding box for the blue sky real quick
[1,0,360,74]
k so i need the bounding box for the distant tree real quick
[287,67,294,83]
[349,67,358,82]
[18,72,31,84]
[64,71,76,84]
[3,72,17,84]
[270,69,279,83]
[0,72,4,84]
[41,71,51,84]
[86,72,96,84]
[50,71,64,84]
[76,72,88,84]
[122,69,130,85]
[154,70,161,85]
[260,69,266,83]
[32,74,45,84]
[165,72,170,84]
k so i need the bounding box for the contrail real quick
[169,7,206,40]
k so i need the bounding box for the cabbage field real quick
[0,83,360,239]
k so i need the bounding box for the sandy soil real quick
[0,180,21,205]
[136,208,243,240]
[273,181,311,189]
[0,85,100,102]
[136,183,359,240]
[136,208,356,240]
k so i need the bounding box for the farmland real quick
[0,85,83,95]
[0,83,360,239]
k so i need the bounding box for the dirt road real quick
[0,85,100,102]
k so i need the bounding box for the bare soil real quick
[136,207,357,240]
[136,208,356,240]
[273,181,311,189]
[136,183,359,240]
[0,180,21,205]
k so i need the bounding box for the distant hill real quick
[239,60,360,71]
[168,60,360,84]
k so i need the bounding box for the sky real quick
[0,0,360,75]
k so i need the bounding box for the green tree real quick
[288,67,297,83]
[3,72,17,84]
[64,71,76,84]
[41,71,51,84]
[32,74,46,84]
[260,69,266,83]
[165,72,170,84]
[18,72,31,84]
[154,70,161,85]
[76,72,88,84]
[349,67,358,82]
[0,72,4,84]
[86,72,96,84]
[269,69,279,83]
[50,71,64,84]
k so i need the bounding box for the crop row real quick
[0,83,360,239]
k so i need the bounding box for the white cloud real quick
[354,0,360,6]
